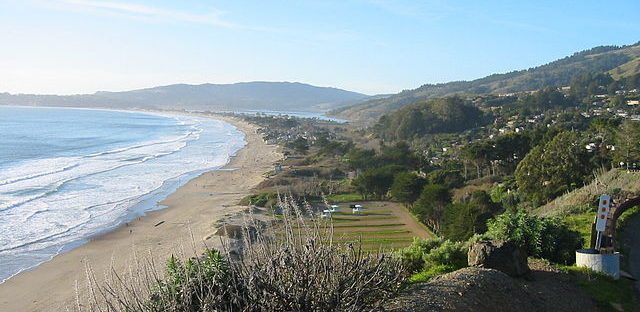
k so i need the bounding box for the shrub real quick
[422,240,467,270]
[485,210,583,264]
[241,192,278,208]
[79,197,404,312]
[396,237,444,273]
[397,238,467,283]
[152,249,234,311]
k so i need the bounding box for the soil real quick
[381,259,598,312]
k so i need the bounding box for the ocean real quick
[0,106,245,283]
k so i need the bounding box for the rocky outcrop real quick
[468,240,529,277]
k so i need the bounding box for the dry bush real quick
[76,196,404,312]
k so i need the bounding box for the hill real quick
[0,81,368,113]
[331,42,640,122]
[373,96,489,141]
[533,169,640,217]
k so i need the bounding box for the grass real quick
[337,237,415,244]
[337,230,412,235]
[560,266,638,312]
[332,223,406,228]
[326,193,363,202]
[618,206,640,230]
[278,230,412,238]
[536,169,640,217]
[331,215,398,222]
[408,265,456,284]
[311,201,430,250]
[563,212,594,248]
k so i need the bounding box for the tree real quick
[460,141,494,178]
[492,133,532,174]
[427,169,464,188]
[614,120,640,169]
[374,96,487,141]
[390,172,426,207]
[352,165,404,200]
[288,137,309,155]
[515,131,591,203]
[378,141,420,169]
[345,148,377,171]
[441,203,481,241]
[413,184,451,234]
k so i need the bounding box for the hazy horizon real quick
[1,0,639,95]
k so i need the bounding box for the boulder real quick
[214,224,258,240]
[468,240,529,277]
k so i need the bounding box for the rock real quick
[214,223,261,241]
[468,240,530,277]
[214,224,244,238]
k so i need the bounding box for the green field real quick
[315,201,431,251]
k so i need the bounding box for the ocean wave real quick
[0,112,246,283]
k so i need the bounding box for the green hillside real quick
[533,169,640,217]
[373,96,489,141]
[331,42,640,122]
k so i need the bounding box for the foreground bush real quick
[484,210,583,264]
[79,197,403,312]
[397,237,467,283]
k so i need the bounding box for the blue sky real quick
[0,0,638,95]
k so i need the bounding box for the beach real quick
[0,115,281,312]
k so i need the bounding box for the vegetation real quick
[233,44,640,304]
[484,210,583,264]
[374,96,488,141]
[241,192,279,208]
[396,238,467,283]
[561,266,638,312]
[390,171,426,207]
[79,198,404,311]
[331,42,640,121]
[515,131,591,203]
[352,165,405,200]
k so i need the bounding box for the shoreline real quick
[0,114,281,311]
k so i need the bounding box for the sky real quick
[0,0,639,95]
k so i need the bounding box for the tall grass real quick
[75,196,404,312]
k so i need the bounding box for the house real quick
[627,100,640,106]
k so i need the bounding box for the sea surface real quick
[0,106,245,283]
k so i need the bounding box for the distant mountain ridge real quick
[331,42,640,121]
[0,81,368,113]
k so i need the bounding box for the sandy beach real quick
[0,115,281,312]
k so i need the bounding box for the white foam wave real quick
[0,113,246,283]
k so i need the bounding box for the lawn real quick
[314,201,431,250]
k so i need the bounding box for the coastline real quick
[0,114,281,311]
